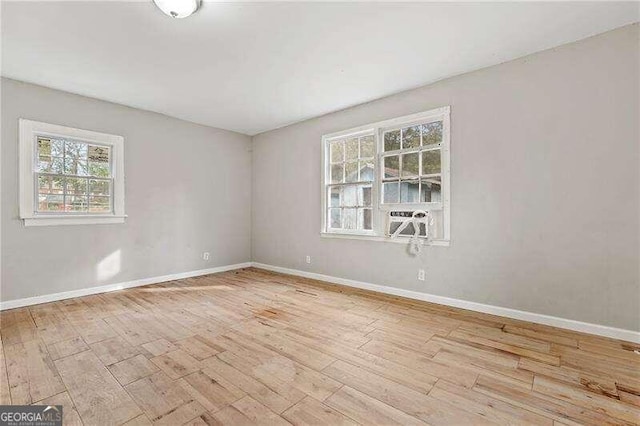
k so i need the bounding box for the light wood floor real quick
[1,268,639,425]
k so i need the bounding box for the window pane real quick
[358,160,374,182]
[384,156,399,179]
[37,138,51,159]
[422,150,441,175]
[342,185,358,206]
[89,179,111,196]
[329,208,341,228]
[65,195,88,212]
[360,135,375,158]
[64,158,89,176]
[360,185,372,206]
[402,126,420,149]
[401,152,419,177]
[37,157,64,173]
[358,208,372,230]
[66,177,88,195]
[383,181,399,203]
[330,164,344,184]
[65,141,88,161]
[345,137,359,161]
[329,187,341,207]
[88,145,110,163]
[421,121,443,146]
[38,175,64,194]
[89,162,110,178]
[384,130,400,151]
[343,208,357,230]
[330,140,344,163]
[345,162,359,183]
[400,180,420,203]
[420,176,442,202]
[38,137,63,158]
[38,194,64,212]
[89,196,111,213]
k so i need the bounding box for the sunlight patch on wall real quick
[97,249,121,281]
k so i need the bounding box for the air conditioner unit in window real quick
[386,210,431,238]
[386,210,434,255]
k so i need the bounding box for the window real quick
[321,107,450,245]
[19,119,126,226]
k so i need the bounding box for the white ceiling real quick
[2,2,638,135]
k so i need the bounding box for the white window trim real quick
[19,119,126,227]
[320,106,450,246]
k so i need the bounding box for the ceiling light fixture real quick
[153,0,201,19]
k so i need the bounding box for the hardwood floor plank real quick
[200,355,294,414]
[503,325,578,348]
[141,338,179,357]
[265,326,438,394]
[358,339,478,388]
[230,395,293,426]
[122,414,153,426]
[217,350,308,406]
[430,379,553,425]
[108,353,160,385]
[518,357,619,398]
[323,359,493,425]
[35,391,83,426]
[432,349,534,388]
[282,395,359,426]
[56,350,141,425]
[532,376,640,424]
[0,339,12,405]
[175,335,223,361]
[0,320,39,346]
[70,318,117,344]
[458,323,552,353]
[474,374,633,426]
[125,371,204,424]
[178,370,244,412]
[46,336,89,361]
[256,356,343,401]
[151,349,202,379]
[325,385,427,426]
[449,330,561,366]
[5,339,65,404]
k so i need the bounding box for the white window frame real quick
[321,106,450,246]
[19,119,126,226]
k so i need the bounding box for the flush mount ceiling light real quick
[153,0,201,19]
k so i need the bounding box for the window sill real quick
[320,232,450,247]
[22,215,127,227]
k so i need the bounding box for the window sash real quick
[35,173,114,214]
[35,136,113,179]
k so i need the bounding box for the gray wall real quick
[251,24,640,331]
[1,78,252,302]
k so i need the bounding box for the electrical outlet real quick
[418,269,425,281]
[202,252,210,261]
[305,255,311,264]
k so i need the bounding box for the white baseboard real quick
[252,262,640,344]
[0,262,252,311]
